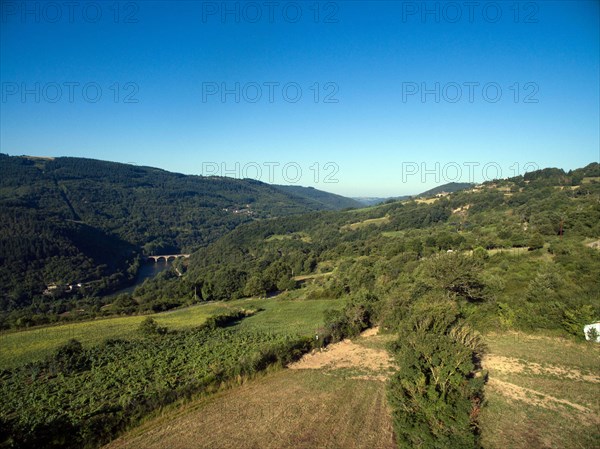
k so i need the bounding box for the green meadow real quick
[0,295,342,370]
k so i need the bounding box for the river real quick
[108,260,173,297]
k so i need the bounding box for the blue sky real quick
[1,0,598,196]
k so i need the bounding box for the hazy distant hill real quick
[353,182,474,205]
[352,197,394,206]
[273,185,361,210]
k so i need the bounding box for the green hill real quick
[0,154,354,314]
[1,162,599,449]
[417,182,474,198]
[273,184,361,210]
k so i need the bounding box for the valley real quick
[0,160,599,449]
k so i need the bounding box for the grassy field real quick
[414,197,439,204]
[0,295,343,369]
[343,215,390,230]
[104,329,396,449]
[265,232,312,243]
[228,296,342,335]
[480,332,600,449]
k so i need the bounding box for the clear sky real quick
[1,0,598,197]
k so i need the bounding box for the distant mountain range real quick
[353,182,474,206]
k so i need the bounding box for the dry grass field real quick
[480,332,600,449]
[100,324,600,449]
[104,329,397,449]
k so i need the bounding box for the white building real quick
[583,322,600,342]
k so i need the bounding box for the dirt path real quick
[484,354,600,383]
[483,353,600,426]
[486,378,594,414]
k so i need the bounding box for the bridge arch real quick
[147,254,191,263]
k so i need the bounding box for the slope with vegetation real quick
[273,184,362,210]
[0,298,338,449]
[0,154,358,327]
[0,162,598,449]
[105,329,396,449]
[125,162,599,447]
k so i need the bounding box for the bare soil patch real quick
[289,327,395,381]
[484,354,600,383]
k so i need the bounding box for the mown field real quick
[0,294,342,370]
[480,332,600,449]
[104,329,397,449]
[101,327,600,449]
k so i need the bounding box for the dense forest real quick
[0,154,357,321]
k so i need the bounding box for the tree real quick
[418,252,487,302]
[528,233,544,250]
[562,305,595,338]
[526,266,562,303]
[138,317,166,336]
[244,273,268,297]
[388,298,485,449]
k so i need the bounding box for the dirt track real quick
[483,352,600,426]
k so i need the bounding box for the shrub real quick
[138,317,167,336]
[562,305,595,338]
[388,298,485,449]
[528,233,545,250]
[203,309,258,329]
[51,339,90,375]
[472,247,488,260]
[418,252,487,302]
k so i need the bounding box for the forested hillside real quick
[1,162,598,449]
[417,182,474,197]
[0,154,358,318]
[136,162,600,332]
[273,184,362,209]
